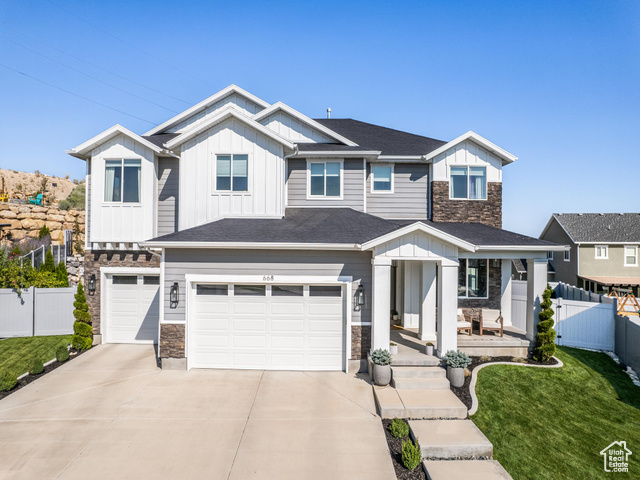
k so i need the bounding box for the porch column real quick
[526,258,548,341]
[371,256,393,351]
[437,260,458,357]
[419,261,437,341]
[403,261,420,328]
[501,259,512,327]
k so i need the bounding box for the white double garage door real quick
[188,281,347,371]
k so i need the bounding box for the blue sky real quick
[0,0,638,236]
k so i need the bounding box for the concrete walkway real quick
[0,345,395,480]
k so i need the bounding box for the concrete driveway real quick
[0,345,395,480]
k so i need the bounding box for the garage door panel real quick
[106,274,159,344]
[233,353,268,367]
[308,354,342,367]
[233,335,267,348]
[308,319,343,332]
[269,335,305,349]
[233,302,267,315]
[270,354,305,368]
[270,302,305,315]
[195,334,229,348]
[193,302,230,315]
[308,335,342,349]
[308,301,343,315]
[270,319,304,332]
[233,318,267,331]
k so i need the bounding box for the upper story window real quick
[624,246,638,266]
[564,249,570,262]
[595,245,608,259]
[547,251,553,260]
[458,258,488,298]
[216,154,248,192]
[450,166,487,200]
[371,164,393,193]
[308,161,342,198]
[104,159,141,203]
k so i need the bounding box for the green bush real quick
[389,418,410,438]
[55,261,69,287]
[0,370,18,392]
[533,286,557,363]
[40,250,55,273]
[370,348,392,366]
[73,321,93,337]
[56,345,70,363]
[401,438,422,470]
[27,357,44,375]
[58,183,85,211]
[71,335,93,351]
[445,350,472,368]
[38,224,51,239]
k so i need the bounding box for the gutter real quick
[141,241,362,251]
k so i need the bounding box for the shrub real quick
[38,224,51,239]
[73,321,93,337]
[370,348,392,366]
[71,335,93,351]
[0,370,17,392]
[71,282,92,351]
[389,418,409,438]
[56,345,70,363]
[27,357,44,375]
[445,350,472,369]
[58,184,85,211]
[533,285,557,362]
[55,261,69,287]
[40,249,55,272]
[401,438,422,470]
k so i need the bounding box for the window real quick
[196,284,228,296]
[564,249,570,262]
[457,258,488,298]
[104,159,141,203]
[143,276,160,285]
[112,275,137,285]
[450,166,487,200]
[371,165,393,192]
[272,285,304,297]
[625,246,638,266]
[595,245,609,259]
[216,154,248,192]
[308,161,342,198]
[309,285,342,297]
[234,284,266,296]
[547,251,553,260]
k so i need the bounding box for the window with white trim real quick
[547,251,553,260]
[450,166,487,200]
[564,249,570,262]
[595,245,608,259]
[625,246,638,266]
[104,159,141,203]
[308,161,341,197]
[215,154,248,192]
[371,164,393,193]
[457,258,488,298]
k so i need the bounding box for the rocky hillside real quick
[0,203,85,246]
[0,168,78,204]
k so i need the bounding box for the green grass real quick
[0,335,72,377]
[472,347,640,480]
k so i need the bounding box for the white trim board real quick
[66,124,167,160]
[425,131,517,165]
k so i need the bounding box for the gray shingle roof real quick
[142,133,180,148]
[313,119,447,156]
[552,213,640,243]
[295,143,375,152]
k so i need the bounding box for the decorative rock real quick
[21,218,45,230]
[48,214,65,222]
[47,222,63,230]
[32,206,47,213]
[0,210,17,219]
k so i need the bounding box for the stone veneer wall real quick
[458,262,501,311]
[84,250,160,335]
[351,325,371,360]
[431,181,502,228]
[0,203,84,244]
[160,324,185,358]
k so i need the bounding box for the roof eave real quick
[424,131,517,164]
[141,241,361,250]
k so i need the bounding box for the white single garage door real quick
[189,283,345,370]
[105,274,160,344]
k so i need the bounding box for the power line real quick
[0,21,192,105]
[0,62,157,125]
[1,34,180,113]
[47,0,214,89]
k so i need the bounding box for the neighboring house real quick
[66,84,564,371]
[540,213,640,296]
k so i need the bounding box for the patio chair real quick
[457,308,472,335]
[27,193,43,206]
[477,308,504,337]
[0,193,8,202]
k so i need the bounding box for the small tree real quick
[40,249,55,273]
[55,261,69,287]
[71,282,92,351]
[73,219,84,255]
[38,224,51,239]
[533,285,557,362]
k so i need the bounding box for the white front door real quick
[105,274,160,343]
[189,283,344,370]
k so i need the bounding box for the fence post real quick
[32,287,36,337]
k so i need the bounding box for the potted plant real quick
[391,309,399,323]
[425,342,434,356]
[370,348,392,386]
[389,342,398,355]
[444,350,471,388]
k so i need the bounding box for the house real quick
[66,84,565,371]
[540,213,640,296]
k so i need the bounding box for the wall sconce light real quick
[87,274,96,296]
[355,284,366,311]
[492,259,500,268]
[170,282,179,309]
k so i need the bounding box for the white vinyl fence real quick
[0,287,75,338]
[552,298,615,351]
[511,280,527,331]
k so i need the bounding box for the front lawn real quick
[0,335,72,377]
[472,347,640,479]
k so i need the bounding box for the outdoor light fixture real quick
[492,259,500,268]
[355,284,366,311]
[170,282,179,308]
[88,274,96,296]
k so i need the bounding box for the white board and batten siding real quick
[179,118,285,230]
[89,134,156,243]
[374,231,458,260]
[552,298,615,351]
[260,111,335,143]
[431,140,503,183]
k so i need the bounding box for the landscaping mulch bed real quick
[0,348,88,401]
[450,356,559,409]
[382,419,427,480]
